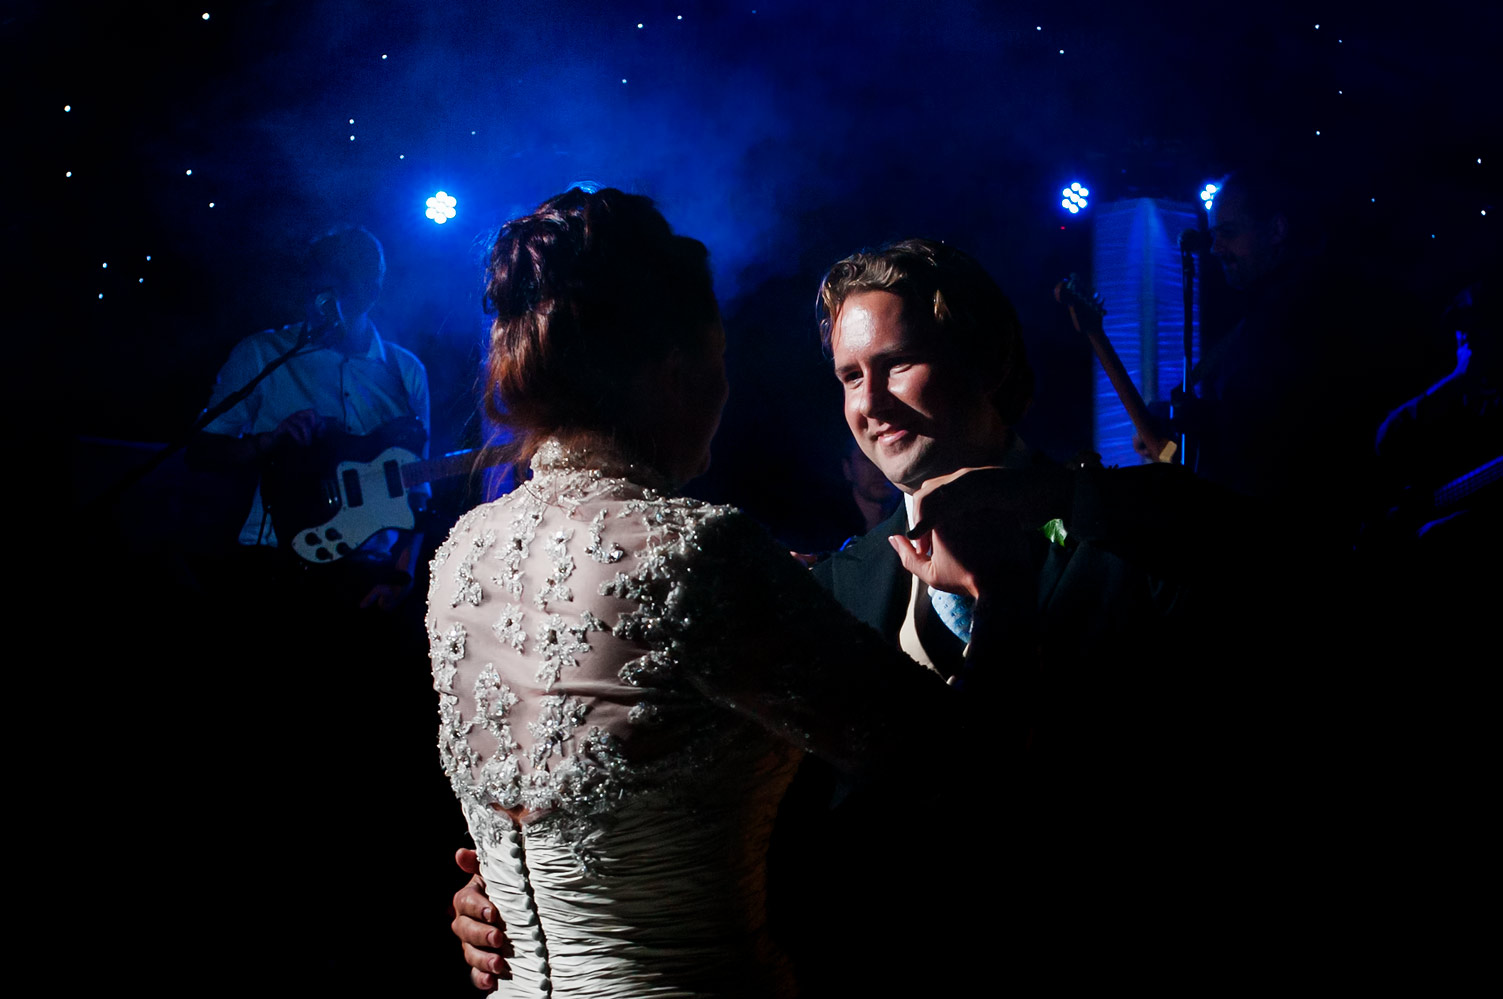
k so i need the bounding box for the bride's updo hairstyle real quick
[482,187,717,468]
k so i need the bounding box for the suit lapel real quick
[823,505,910,641]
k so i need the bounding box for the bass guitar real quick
[1055,274,1178,464]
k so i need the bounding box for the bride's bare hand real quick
[452,848,512,989]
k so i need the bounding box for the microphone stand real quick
[82,320,330,515]
[1177,231,1201,470]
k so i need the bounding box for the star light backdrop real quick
[16,0,1497,544]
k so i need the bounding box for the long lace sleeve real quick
[614,503,964,775]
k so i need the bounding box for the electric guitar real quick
[1371,453,1503,541]
[1055,274,1178,464]
[261,417,486,564]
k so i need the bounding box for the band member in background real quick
[1368,278,1500,626]
[1374,278,1500,512]
[1192,165,1429,518]
[189,225,430,608]
[183,226,451,992]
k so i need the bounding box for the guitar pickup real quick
[342,468,363,507]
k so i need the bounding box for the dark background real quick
[16,0,1496,543]
[11,1,1496,992]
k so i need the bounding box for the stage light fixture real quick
[425,191,457,224]
[1061,183,1089,213]
[1199,183,1218,209]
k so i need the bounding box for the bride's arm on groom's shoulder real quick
[670,509,964,776]
[450,848,512,990]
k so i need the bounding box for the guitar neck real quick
[400,450,480,488]
[1064,296,1178,464]
[1082,325,1163,441]
[1433,454,1502,512]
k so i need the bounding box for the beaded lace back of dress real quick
[428,440,793,869]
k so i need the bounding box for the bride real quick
[427,188,978,997]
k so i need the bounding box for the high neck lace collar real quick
[530,438,676,493]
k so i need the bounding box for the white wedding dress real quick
[426,440,953,997]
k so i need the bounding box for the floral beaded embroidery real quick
[474,665,520,746]
[429,621,466,694]
[534,612,598,691]
[493,495,543,597]
[452,529,495,607]
[430,505,486,572]
[528,695,589,767]
[585,509,624,564]
[427,439,817,870]
[493,603,526,653]
[534,529,575,609]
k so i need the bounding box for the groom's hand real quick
[451,848,512,989]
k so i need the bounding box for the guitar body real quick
[262,417,428,564]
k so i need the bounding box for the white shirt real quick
[203,321,430,546]
[896,434,1033,678]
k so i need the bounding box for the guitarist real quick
[1192,164,1431,511]
[188,225,431,611]
[181,226,448,991]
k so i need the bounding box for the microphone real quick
[302,289,343,346]
[1179,229,1212,254]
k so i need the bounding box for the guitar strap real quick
[377,334,417,422]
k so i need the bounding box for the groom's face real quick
[830,289,1000,493]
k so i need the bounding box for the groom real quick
[451,239,1223,989]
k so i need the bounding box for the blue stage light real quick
[1060,183,1089,213]
[1199,183,1218,210]
[425,191,457,224]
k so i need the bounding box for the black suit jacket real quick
[790,466,1293,987]
[809,486,1169,675]
[793,501,1110,990]
[809,504,910,640]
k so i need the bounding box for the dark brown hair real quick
[307,226,385,309]
[816,238,1033,425]
[481,187,716,468]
